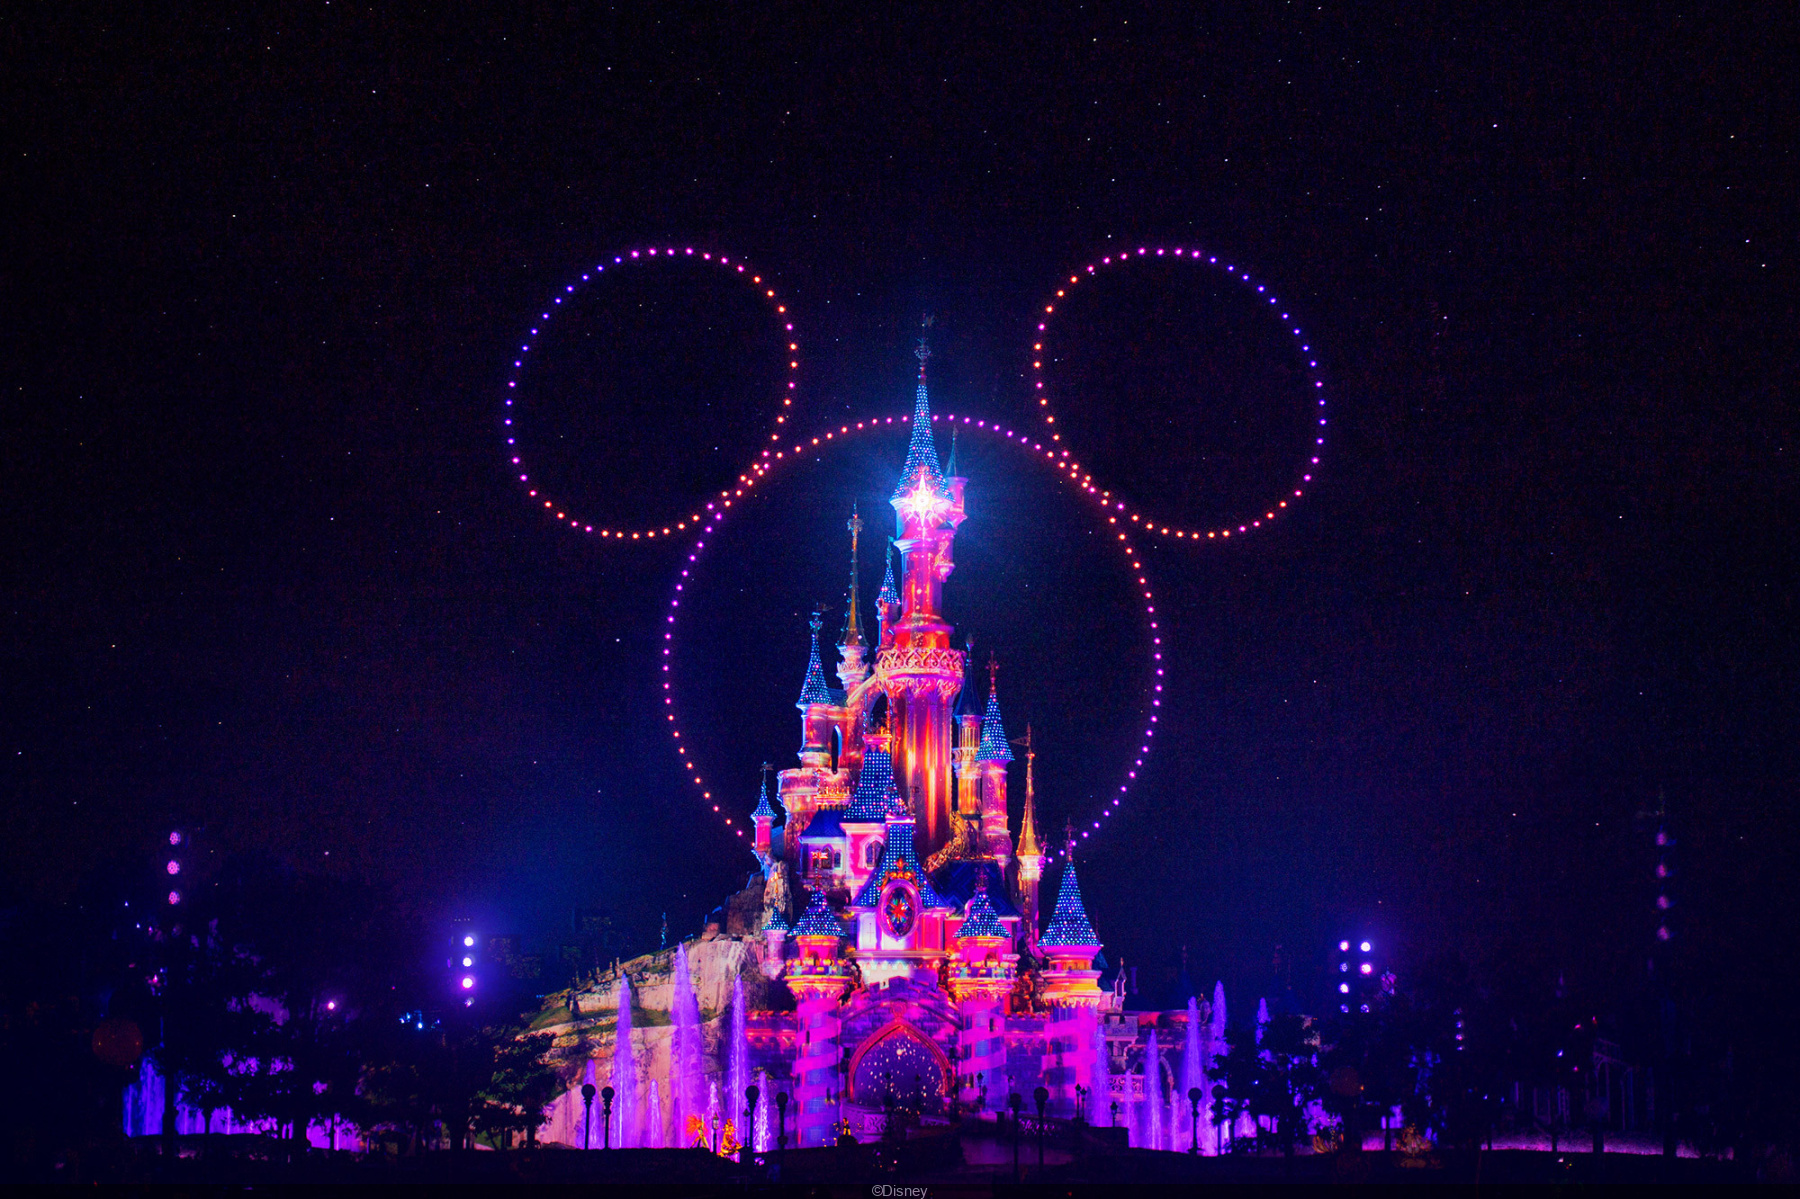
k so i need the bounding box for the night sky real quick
[3,7,1794,1009]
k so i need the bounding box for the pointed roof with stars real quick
[890,328,949,508]
[852,803,951,910]
[795,610,832,709]
[876,541,900,608]
[1041,840,1100,949]
[975,661,1014,762]
[792,888,845,940]
[844,741,898,822]
[956,873,1008,941]
[751,766,779,822]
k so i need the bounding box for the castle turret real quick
[877,330,967,861]
[954,642,983,847]
[786,888,853,1148]
[1012,725,1042,950]
[752,764,779,863]
[975,661,1015,870]
[836,507,870,692]
[950,872,1016,1111]
[1038,830,1106,1118]
[780,611,835,833]
[875,542,901,649]
[1038,831,1104,1009]
[850,785,953,987]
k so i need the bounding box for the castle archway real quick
[847,1021,951,1112]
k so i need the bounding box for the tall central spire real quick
[880,316,969,862]
[891,323,947,514]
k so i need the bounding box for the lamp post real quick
[775,1091,788,1174]
[743,1085,759,1164]
[1033,1086,1048,1168]
[1188,1087,1202,1155]
[600,1086,615,1150]
[1009,1092,1022,1182]
[581,1082,596,1150]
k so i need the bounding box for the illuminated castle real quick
[527,339,1223,1155]
[747,338,1121,1146]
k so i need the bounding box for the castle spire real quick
[795,610,832,710]
[836,507,870,691]
[975,657,1014,763]
[876,541,900,607]
[1016,723,1040,858]
[752,762,777,822]
[840,506,866,650]
[1041,828,1098,948]
[891,318,947,513]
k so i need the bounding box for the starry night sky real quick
[2,6,1794,1010]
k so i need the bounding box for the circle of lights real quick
[659,412,1163,858]
[501,246,802,541]
[1030,245,1326,542]
[497,240,1331,853]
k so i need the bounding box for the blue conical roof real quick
[957,877,1008,940]
[845,742,896,822]
[876,544,900,608]
[1041,861,1099,948]
[796,612,832,709]
[975,684,1013,762]
[792,888,844,939]
[751,772,778,822]
[763,906,790,934]
[852,813,950,909]
[891,352,948,505]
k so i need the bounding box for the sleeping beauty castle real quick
[530,341,1222,1154]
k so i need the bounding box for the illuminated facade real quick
[528,344,1223,1154]
[746,343,1128,1145]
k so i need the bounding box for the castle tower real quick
[976,661,1015,870]
[954,641,983,844]
[849,785,953,987]
[877,330,967,861]
[1038,830,1106,1117]
[836,507,870,693]
[949,873,1016,1112]
[1038,831,1105,1009]
[875,542,901,650]
[1013,725,1043,950]
[779,611,836,834]
[787,889,853,1148]
[751,763,779,863]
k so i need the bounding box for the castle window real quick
[866,841,882,867]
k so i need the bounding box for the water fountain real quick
[728,975,749,1137]
[1143,1030,1163,1149]
[1088,1011,1109,1126]
[1173,986,1202,1152]
[610,972,639,1146]
[669,943,703,1147]
[647,1079,665,1148]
